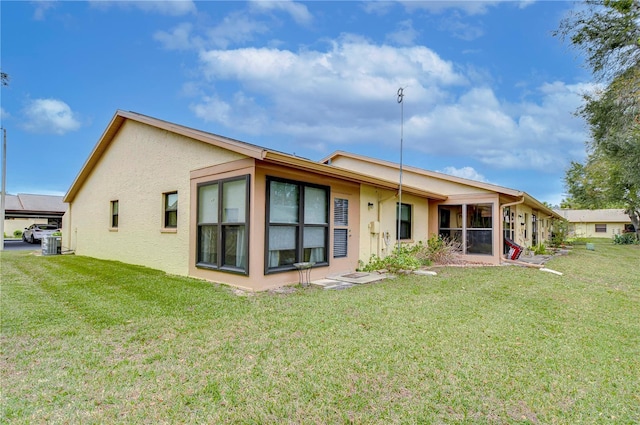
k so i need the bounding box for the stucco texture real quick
[65,120,246,276]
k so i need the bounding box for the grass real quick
[1,241,639,424]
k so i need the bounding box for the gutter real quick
[499,196,525,264]
[500,195,525,210]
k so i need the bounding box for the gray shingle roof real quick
[5,194,67,213]
[553,209,630,223]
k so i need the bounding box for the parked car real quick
[22,224,60,243]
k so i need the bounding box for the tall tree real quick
[556,0,640,239]
[556,0,640,81]
[564,150,639,235]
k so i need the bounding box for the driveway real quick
[2,239,41,251]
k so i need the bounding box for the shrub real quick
[360,245,423,274]
[13,229,23,238]
[424,235,463,265]
[533,243,548,255]
[360,235,464,273]
[550,219,569,247]
[613,233,638,245]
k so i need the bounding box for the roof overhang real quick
[5,212,65,219]
[323,150,564,218]
[64,111,448,204]
[64,110,268,203]
[264,151,448,200]
[322,150,523,196]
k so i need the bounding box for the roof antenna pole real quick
[397,87,404,252]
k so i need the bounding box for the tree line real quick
[556,0,640,239]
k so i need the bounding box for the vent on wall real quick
[334,198,348,226]
[333,229,348,258]
[333,198,349,258]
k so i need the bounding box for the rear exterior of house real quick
[554,209,633,238]
[63,111,561,291]
[323,152,562,263]
[63,111,442,291]
[187,159,365,290]
[63,115,245,278]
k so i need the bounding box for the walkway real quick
[311,271,388,290]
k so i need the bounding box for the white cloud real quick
[185,35,588,172]
[0,107,10,121]
[438,166,489,182]
[197,38,465,95]
[191,39,466,140]
[438,14,485,41]
[89,0,196,16]
[399,0,502,16]
[155,11,272,51]
[405,82,589,170]
[191,96,231,124]
[518,1,537,9]
[154,23,200,51]
[22,99,81,135]
[361,1,395,16]
[155,1,313,52]
[191,92,269,131]
[134,0,196,16]
[363,0,506,17]
[386,20,420,46]
[32,1,57,20]
[249,0,313,25]
[204,11,272,49]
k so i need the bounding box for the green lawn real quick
[2,242,639,424]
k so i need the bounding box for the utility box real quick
[42,236,61,256]
[369,221,380,234]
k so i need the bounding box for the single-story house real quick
[62,110,561,291]
[553,209,634,238]
[4,193,66,236]
[322,152,563,261]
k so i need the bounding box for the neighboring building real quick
[63,110,561,291]
[4,193,66,236]
[554,209,634,238]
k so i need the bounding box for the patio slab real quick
[311,272,387,290]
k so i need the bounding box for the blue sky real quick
[1,1,592,205]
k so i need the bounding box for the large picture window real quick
[197,176,249,274]
[266,178,329,272]
[439,205,462,244]
[439,203,493,256]
[466,203,493,255]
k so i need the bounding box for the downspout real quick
[67,203,74,253]
[376,192,381,257]
[500,196,525,210]
[499,196,525,260]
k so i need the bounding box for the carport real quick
[3,193,67,234]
